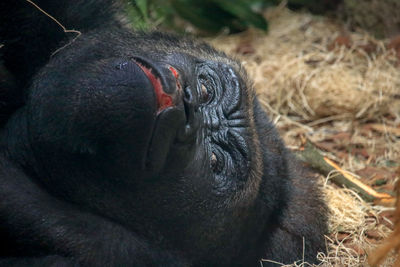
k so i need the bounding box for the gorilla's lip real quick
[131,57,175,113]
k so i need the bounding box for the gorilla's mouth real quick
[131,57,180,113]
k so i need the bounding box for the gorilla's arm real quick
[0,154,187,266]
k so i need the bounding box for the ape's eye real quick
[200,83,211,103]
[211,152,218,171]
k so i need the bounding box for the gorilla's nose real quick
[131,56,181,113]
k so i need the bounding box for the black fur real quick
[0,1,327,266]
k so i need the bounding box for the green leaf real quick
[125,1,149,30]
[170,0,233,32]
[374,179,387,186]
[214,0,268,31]
[135,0,149,21]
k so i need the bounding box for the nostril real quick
[183,100,190,123]
[183,87,194,123]
[176,86,199,143]
[184,86,193,103]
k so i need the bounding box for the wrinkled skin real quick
[0,0,327,266]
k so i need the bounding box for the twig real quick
[26,0,81,55]
[369,173,400,266]
[366,123,400,137]
[259,99,314,132]
[295,142,395,203]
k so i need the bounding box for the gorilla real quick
[0,0,327,266]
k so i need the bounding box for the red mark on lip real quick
[169,66,182,91]
[134,61,173,113]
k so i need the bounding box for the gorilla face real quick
[24,34,255,188]
[5,31,266,263]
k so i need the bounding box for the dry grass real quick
[321,183,394,266]
[207,6,400,267]
[208,7,400,121]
